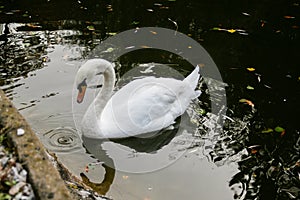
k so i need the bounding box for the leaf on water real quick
[247,67,255,72]
[248,145,261,154]
[261,128,273,133]
[197,108,206,115]
[227,29,236,33]
[239,99,248,103]
[131,21,140,25]
[27,24,41,28]
[274,126,285,133]
[87,25,95,31]
[150,31,157,35]
[284,15,295,19]
[280,130,286,137]
[239,98,254,107]
[105,47,114,52]
[212,27,221,31]
[108,32,117,36]
[251,149,258,154]
[247,85,254,90]
[122,175,129,180]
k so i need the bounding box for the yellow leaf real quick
[247,67,255,72]
[227,29,236,33]
[239,99,254,107]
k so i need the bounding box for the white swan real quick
[75,59,201,139]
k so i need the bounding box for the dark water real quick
[1,0,299,199]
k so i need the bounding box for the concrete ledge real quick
[0,90,73,199]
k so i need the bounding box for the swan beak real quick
[77,85,87,103]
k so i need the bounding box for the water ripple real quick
[42,127,82,153]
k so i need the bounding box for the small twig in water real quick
[168,18,178,35]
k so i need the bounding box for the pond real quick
[1,0,299,200]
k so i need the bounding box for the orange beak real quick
[77,85,87,103]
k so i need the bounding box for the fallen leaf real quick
[87,25,95,31]
[212,27,221,31]
[247,67,255,72]
[131,21,140,25]
[239,99,254,107]
[280,130,286,137]
[227,29,236,33]
[248,145,261,154]
[122,175,129,180]
[262,128,273,133]
[247,85,254,90]
[251,149,258,154]
[150,31,157,35]
[284,15,295,19]
[274,126,285,133]
[108,32,117,36]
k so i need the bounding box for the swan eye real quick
[77,79,87,92]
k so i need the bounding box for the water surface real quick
[1,1,299,199]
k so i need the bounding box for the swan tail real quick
[192,90,201,99]
[184,65,200,89]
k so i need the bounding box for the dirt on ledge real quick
[0,89,73,199]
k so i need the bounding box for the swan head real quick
[75,59,113,103]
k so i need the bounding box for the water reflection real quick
[80,115,191,195]
[81,137,116,195]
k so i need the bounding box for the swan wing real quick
[100,77,188,138]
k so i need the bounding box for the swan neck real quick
[94,65,115,117]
